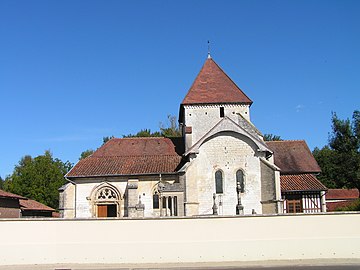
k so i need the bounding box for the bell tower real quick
[179,56,253,151]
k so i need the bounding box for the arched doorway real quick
[93,184,121,218]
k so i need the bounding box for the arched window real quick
[236,170,245,193]
[153,191,160,209]
[215,170,223,194]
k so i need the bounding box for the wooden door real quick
[97,205,107,217]
[287,199,302,213]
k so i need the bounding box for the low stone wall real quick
[0,213,359,266]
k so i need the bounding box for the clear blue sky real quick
[1,0,359,178]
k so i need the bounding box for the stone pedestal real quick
[135,197,145,218]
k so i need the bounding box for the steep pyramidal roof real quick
[182,57,252,105]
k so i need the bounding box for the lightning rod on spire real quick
[207,40,211,59]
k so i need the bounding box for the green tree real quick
[3,151,72,209]
[263,134,282,141]
[0,177,3,189]
[123,129,161,138]
[123,114,181,138]
[312,146,338,188]
[79,149,95,160]
[160,114,182,137]
[313,110,360,191]
[102,136,115,145]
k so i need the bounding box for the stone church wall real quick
[260,161,277,214]
[185,131,262,216]
[75,179,127,218]
[59,183,75,218]
[63,176,179,218]
[184,104,250,145]
[137,179,161,217]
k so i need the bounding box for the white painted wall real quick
[0,213,359,266]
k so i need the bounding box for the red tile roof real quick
[266,140,321,174]
[326,189,359,200]
[181,58,253,105]
[0,189,26,200]
[20,199,54,212]
[281,174,327,192]
[93,137,182,157]
[326,201,358,212]
[0,189,54,212]
[67,137,183,178]
[67,155,182,177]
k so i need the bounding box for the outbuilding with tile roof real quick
[267,140,327,213]
[0,189,56,218]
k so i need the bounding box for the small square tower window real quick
[220,107,225,118]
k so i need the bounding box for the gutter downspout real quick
[65,177,77,218]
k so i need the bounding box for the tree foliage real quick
[123,114,181,138]
[102,136,115,145]
[159,114,182,137]
[79,149,95,160]
[79,115,181,159]
[3,151,72,209]
[0,177,3,189]
[313,111,360,191]
[263,134,282,141]
[123,129,161,138]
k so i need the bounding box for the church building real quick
[60,56,327,218]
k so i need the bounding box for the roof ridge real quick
[112,137,170,140]
[328,188,359,191]
[89,154,181,158]
[237,113,263,136]
[282,173,316,176]
[267,140,305,143]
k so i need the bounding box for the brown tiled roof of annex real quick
[181,58,252,105]
[92,137,183,157]
[20,199,54,212]
[326,189,359,200]
[266,140,321,174]
[67,155,182,177]
[66,137,184,178]
[281,174,327,192]
[0,189,26,200]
